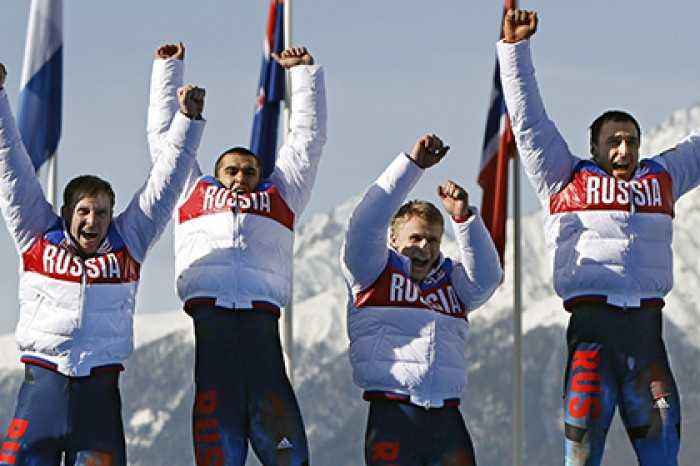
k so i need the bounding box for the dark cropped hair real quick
[63,175,115,209]
[213,146,261,176]
[390,200,444,235]
[589,110,641,146]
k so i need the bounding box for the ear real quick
[389,230,398,249]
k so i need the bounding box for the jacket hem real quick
[184,297,281,317]
[21,355,125,377]
[563,295,665,312]
[363,390,461,409]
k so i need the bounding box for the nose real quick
[233,171,247,184]
[84,211,96,225]
[618,140,630,156]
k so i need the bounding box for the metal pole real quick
[282,0,294,381]
[283,0,292,136]
[513,152,523,466]
[46,152,58,210]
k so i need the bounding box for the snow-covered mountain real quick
[2,105,700,465]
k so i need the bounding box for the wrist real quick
[452,209,472,223]
[181,110,202,120]
[405,152,426,169]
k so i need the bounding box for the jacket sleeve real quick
[147,58,183,158]
[497,40,579,201]
[146,58,202,189]
[656,130,700,200]
[448,209,503,312]
[0,89,57,253]
[117,111,205,262]
[341,153,422,293]
[270,65,328,215]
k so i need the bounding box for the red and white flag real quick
[478,0,517,266]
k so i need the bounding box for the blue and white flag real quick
[18,0,63,171]
[250,0,285,179]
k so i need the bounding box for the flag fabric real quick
[18,0,63,172]
[250,0,285,179]
[479,0,517,265]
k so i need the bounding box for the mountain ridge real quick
[1,101,700,464]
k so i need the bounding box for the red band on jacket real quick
[179,180,295,230]
[550,169,674,217]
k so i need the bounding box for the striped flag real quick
[479,0,517,265]
[18,0,63,172]
[250,0,285,179]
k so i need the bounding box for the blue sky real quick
[1,0,699,333]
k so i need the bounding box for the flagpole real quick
[283,0,292,138]
[503,4,523,464]
[282,0,294,381]
[513,151,523,466]
[47,152,58,209]
[478,2,522,460]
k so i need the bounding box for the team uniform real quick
[341,154,502,465]
[498,39,700,465]
[148,57,327,465]
[0,85,204,465]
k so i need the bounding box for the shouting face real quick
[390,215,443,282]
[591,120,640,181]
[63,193,113,256]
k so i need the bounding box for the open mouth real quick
[81,231,98,240]
[229,183,250,194]
[411,257,430,268]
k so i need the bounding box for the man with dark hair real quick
[62,174,116,209]
[148,43,326,465]
[498,9,700,465]
[341,134,502,465]
[212,146,261,180]
[0,58,205,465]
[589,110,642,149]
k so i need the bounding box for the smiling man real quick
[389,201,444,281]
[590,112,642,182]
[61,176,115,255]
[341,134,502,466]
[0,59,204,465]
[498,9,700,465]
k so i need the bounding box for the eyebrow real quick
[409,233,440,240]
[607,135,639,143]
[224,165,258,171]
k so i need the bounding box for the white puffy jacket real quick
[0,88,204,376]
[341,154,502,408]
[147,58,327,311]
[498,40,700,308]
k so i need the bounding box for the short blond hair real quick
[390,200,444,234]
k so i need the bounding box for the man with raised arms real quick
[148,43,326,465]
[341,134,502,465]
[497,9,700,464]
[0,57,205,465]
